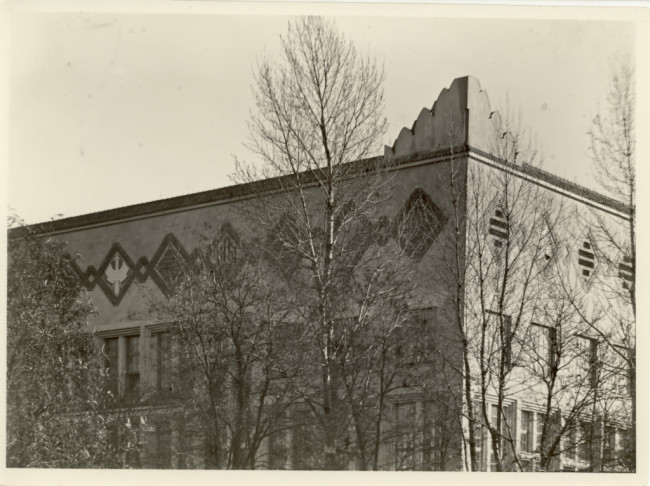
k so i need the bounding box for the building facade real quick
[12,76,634,471]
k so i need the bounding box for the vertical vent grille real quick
[578,241,595,278]
[619,255,634,288]
[488,209,508,248]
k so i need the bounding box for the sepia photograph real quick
[3,1,647,484]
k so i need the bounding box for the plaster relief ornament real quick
[104,253,130,296]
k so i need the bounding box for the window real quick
[290,409,316,470]
[125,335,140,399]
[566,425,578,462]
[487,311,512,368]
[488,404,513,470]
[603,425,617,467]
[536,413,546,452]
[578,422,592,463]
[392,400,441,470]
[488,208,508,248]
[489,405,500,470]
[577,336,598,389]
[395,308,436,368]
[473,402,485,471]
[157,332,173,394]
[520,411,534,452]
[395,401,420,469]
[102,332,140,400]
[269,429,288,469]
[104,337,119,397]
[531,324,556,375]
[612,345,632,396]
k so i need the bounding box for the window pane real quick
[126,335,139,373]
[537,413,546,451]
[125,335,140,398]
[157,332,172,393]
[104,337,119,396]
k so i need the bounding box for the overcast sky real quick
[7,4,637,224]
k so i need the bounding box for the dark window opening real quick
[125,335,140,399]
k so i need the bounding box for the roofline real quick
[467,146,630,217]
[8,145,630,238]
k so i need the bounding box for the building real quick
[10,76,634,471]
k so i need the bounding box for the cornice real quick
[8,144,629,238]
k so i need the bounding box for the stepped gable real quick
[385,76,500,160]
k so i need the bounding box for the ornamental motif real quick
[67,226,236,305]
[570,230,599,287]
[395,188,446,260]
[148,234,197,298]
[104,253,131,297]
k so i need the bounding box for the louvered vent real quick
[619,255,634,289]
[578,240,595,279]
[488,208,508,248]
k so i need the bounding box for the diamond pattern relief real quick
[155,246,186,293]
[395,188,446,260]
[148,233,199,298]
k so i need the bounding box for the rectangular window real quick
[290,409,315,470]
[104,337,119,397]
[490,405,499,470]
[576,336,598,389]
[157,332,173,394]
[473,402,484,471]
[269,429,288,469]
[603,425,617,467]
[487,311,512,368]
[578,422,591,463]
[613,345,632,396]
[532,324,556,375]
[125,335,140,398]
[536,413,546,452]
[395,401,419,470]
[520,411,534,452]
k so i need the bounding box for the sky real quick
[6,3,638,224]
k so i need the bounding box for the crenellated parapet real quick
[385,76,501,160]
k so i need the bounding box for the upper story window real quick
[102,331,140,401]
[125,335,140,399]
[104,337,119,397]
[520,410,534,453]
[486,311,512,368]
[156,331,174,394]
[576,335,598,389]
[612,345,632,397]
[531,323,557,376]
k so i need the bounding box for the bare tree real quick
[154,229,300,469]
[7,215,136,467]
[415,111,611,472]
[233,16,416,469]
[584,62,636,471]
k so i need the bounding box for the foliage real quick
[6,216,129,467]
[154,230,301,469]
[234,16,417,470]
